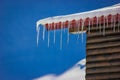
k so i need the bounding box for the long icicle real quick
[103,17,106,35]
[67,21,70,44]
[81,20,84,43]
[113,15,116,32]
[48,24,50,47]
[63,22,66,33]
[53,23,56,44]
[96,17,98,30]
[118,15,120,32]
[99,18,102,34]
[77,20,80,42]
[43,25,45,40]
[92,18,93,28]
[88,19,90,34]
[106,16,108,28]
[37,25,40,46]
[60,22,63,50]
[111,15,113,29]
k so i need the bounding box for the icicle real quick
[111,15,113,29]
[103,17,106,35]
[96,17,98,30]
[43,26,45,40]
[67,21,70,44]
[113,16,116,32]
[118,15,120,32]
[77,20,80,42]
[91,19,93,28]
[106,16,108,28]
[99,18,102,34]
[63,22,66,33]
[60,22,63,50]
[88,19,90,34]
[36,25,40,46]
[81,20,84,43]
[53,23,56,44]
[48,24,50,47]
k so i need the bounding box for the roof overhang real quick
[36,3,120,32]
[36,3,120,46]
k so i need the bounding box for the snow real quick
[36,3,120,26]
[36,3,120,46]
[33,59,86,80]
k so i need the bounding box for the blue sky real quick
[0,0,120,80]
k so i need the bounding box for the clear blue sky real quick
[0,0,120,80]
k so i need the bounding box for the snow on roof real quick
[36,3,120,27]
[36,3,120,47]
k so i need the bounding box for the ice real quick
[36,4,120,26]
[106,16,108,28]
[77,20,80,42]
[113,16,116,32]
[111,15,113,28]
[60,22,63,49]
[88,20,90,34]
[54,23,56,44]
[67,21,70,44]
[99,18,102,34]
[81,20,84,42]
[43,26,45,40]
[103,17,106,35]
[118,15,120,32]
[96,17,99,29]
[37,25,40,46]
[91,19,93,28]
[36,3,120,47]
[63,22,66,33]
[48,24,50,47]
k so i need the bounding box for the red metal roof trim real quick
[45,13,120,30]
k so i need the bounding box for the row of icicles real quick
[37,13,120,49]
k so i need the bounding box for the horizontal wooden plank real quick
[87,46,120,56]
[86,66,120,74]
[86,59,120,68]
[87,31,120,38]
[86,72,120,80]
[86,25,119,33]
[87,41,120,50]
[86,53,120,62]
[87,35,120,44]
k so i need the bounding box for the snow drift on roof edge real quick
[36,3,120,46]
[36,3,120,27]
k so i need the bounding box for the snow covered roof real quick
[36,3,120,27]
[36,3,120,47]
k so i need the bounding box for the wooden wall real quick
[86,25,120,80]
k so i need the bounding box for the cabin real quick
[36,3,120,80]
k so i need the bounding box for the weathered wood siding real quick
[86,25,120,80]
